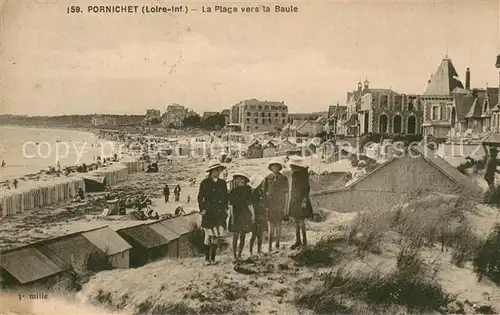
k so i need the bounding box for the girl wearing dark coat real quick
[287,156,313,250]
[249,175,267,255]
[228,172,255,261]
[198,162,229,265]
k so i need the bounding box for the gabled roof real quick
[344,145,481,194]
[117,225,169,249]
[424,57,464,96]
[328,105,348,118]
[159,215,193,235]
[465,98,482,118]
[0,247,65,284]
[146,222,180,242]
[81,226,132,255]
[454,93,477,121]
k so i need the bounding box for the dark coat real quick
[289,168,313,219]
[163,186,170,196]
[263,172,289,223]
[197,177,229,229]
[228,185,254,233]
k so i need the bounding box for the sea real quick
[0,125,118,181]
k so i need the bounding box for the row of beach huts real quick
[0,157,147,217]
[0,212,202,287]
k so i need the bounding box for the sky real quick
[0,0,499,116]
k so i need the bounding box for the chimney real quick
[465,67,470,90]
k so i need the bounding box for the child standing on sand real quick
[198,161,229,265]
[228,172,255,261]
[263,159,289,251]
[249,175,267,256]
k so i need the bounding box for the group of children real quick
[197,155,313,265]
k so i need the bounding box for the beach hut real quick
[116,224,178,267]
[80,174,107,192]
[145,221,180,258]
[159,213,201,258]
[0,246,68,286]
[81,226,132,269]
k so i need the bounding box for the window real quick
[265,105,269,110]
[247,112,250,116]
[432,106,439,120]
[246,118,250,123]
[268,119,272,123]
[282,119,286,124]
[254,119,258,124]
[275,113,279,117]
[272,106,276,110]
[258,105,262,110]
[408,101,414,112]
[282,113,286,117]
[254,112,258,117]
[250,105,255,109]
[267,112,271,117]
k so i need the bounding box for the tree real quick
[183,113,202,128]
[200,114,226,130]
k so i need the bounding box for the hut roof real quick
[82,226,132,255]
[117,225,169,249]
[0,247,65,284]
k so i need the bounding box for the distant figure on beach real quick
[163,184,170,203]
[153,211,160,220]
[187,195,191,203]
[57,161,61,171]
[174,206,186,216]
[1,160,5,168]
[198,161,228,265]
[12,179,18,189]
[288,156,313,250]
[174,185,181,202]
[264,159,289,251]
[76,188,85,202]
[249,174,267,256]
[228,171,254,261]
[485,147,500,189]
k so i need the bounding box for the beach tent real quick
[80,174,107,192]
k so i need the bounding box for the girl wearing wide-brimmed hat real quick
[228,171,255,261]
[198,160,229,265]
[288,156,313,250]
[263,158,289,252]
[249,174,267,256]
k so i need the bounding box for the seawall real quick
[0,158,147,218]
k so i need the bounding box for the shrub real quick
[291,236,344,266]
[298,247,451,313]
[484,187,500,206]
[473,224,500,284]
[447,225,482,267]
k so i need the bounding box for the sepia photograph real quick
[0,0,499,314]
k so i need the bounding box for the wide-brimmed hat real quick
[268,158,284,171]
[490,147,498,154]
[206,160,227,173]
[288,156,308,169]
[249,174,265,189]
[232,171,250,182]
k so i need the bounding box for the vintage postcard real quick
[0,0,499,314]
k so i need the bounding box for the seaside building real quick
[342,80,423,136]
[325,103,348,135]
[281,118,325,138]
[91,115,117,127]
[421,55,500,139]
[220,109,231,124]
[230,98,289,132]
[421,55,469,138]
[162,104,188,128]
[287,112,328,124]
